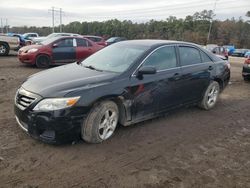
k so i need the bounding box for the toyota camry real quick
[14,40,230,144]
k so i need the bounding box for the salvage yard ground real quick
[0,54,250,187]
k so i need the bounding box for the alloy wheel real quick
[0,45,6,54]
[99,109,118,140]
[207,85,219,106]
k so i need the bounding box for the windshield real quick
[40,37,60,45]
[46,33,59,39]
[81,43,149,73]
[106,37,117,42]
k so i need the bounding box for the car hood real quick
[19,44,43,51]
[22,63,118,97]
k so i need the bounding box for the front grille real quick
[15,88,37,110]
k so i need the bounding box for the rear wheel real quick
[82,101,119,143]
[243,77,250,81]
[35,54,50,68]
[199,81,220,110]
[0,43,9,56]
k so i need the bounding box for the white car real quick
[32,33,80,43]
[0,35,20,55]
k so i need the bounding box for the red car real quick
[18,36,103,68]
[82,35,107,46]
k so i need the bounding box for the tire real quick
[0,43,10,56]
[82,101,119,143]
[199,81,220,110]
[243,77,250,81]
[35,54,50,68]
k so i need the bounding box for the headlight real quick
[33,97,80,111]
[27,48,38,53]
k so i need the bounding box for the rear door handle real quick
[172,73,181,81]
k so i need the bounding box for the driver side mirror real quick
[212,50,216,54]
[137,66,156,79]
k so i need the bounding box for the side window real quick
[76,38,87,47]
[142,46,177,71]
[200,51,212,63]
[55,39,73,47]
[214,47,220,54]
[179,46,201,66]
[94,37,102,42]
[87,41,92,47]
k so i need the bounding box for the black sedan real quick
[14,40,230,144]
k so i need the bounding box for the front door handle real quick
[208,66,213,71]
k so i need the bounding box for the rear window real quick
[179,46,201,66]
[88,37,102,42]
[200,51,212,63]
[76,38,87,47]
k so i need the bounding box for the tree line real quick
[10,10,250,48]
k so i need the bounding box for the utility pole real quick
[207,0,219,44]
[60,8,62,32]
[1,18,3,33]
[52,6,55,33]
[5,19,8,33]
[49,7,64,33]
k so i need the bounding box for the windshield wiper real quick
[84,65,103,72]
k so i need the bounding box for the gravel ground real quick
[0,54,250,188]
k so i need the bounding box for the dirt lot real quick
[0,53,250,188]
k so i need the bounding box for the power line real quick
[81,4,248,20]
[77,0,241,17]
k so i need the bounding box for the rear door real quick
[52,38,76,63]
[177,45,214,103]
[76,38,95,61]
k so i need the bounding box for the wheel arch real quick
[90,95,130,126]
[213,78,223,91]
[0,41,10,48]
[35,53,52,61]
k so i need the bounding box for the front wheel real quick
[35,54,50,68]
[81,101,119,143]
[0,43,9,56]
[199,81,220,110]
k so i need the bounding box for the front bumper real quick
[18,52,36,65]
[14,103,89,144]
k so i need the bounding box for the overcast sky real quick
[0,0,249,27]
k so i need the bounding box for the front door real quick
[52,38,76,63]
[129,45,181,121]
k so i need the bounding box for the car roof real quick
[83,35,102,38]
[117,39,200,48]
[53,32,80,35]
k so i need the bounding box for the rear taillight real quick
[226,62,231,69]
[244,59,250,64]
